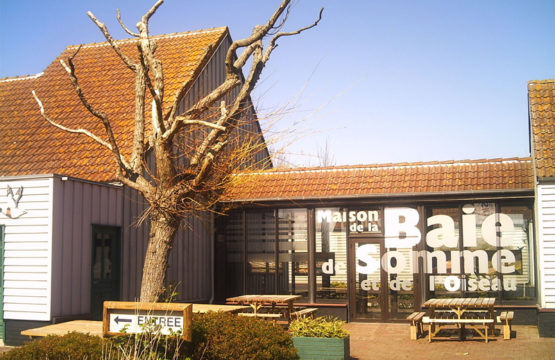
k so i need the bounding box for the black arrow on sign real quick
[114,316,132,325]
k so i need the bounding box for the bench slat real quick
[424,318,494,324]
[291,308,318,317]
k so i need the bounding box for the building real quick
[0,27,269,345]
[0,26,553,345]
[529,79,555,336]
[214,79,555,336]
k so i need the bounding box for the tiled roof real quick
[0,28,228,182]
[225,157,534,202]
[529,79,555,178]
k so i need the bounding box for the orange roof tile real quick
[225,157,534,202]
[529,79,555,178]
[0,28,228,182]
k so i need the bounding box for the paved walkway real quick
[345,323,555,360]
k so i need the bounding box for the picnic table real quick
[226,294,303,323]
[422,297,496,342]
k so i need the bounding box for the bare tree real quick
[32,0,322,302]
[317,136,336,167]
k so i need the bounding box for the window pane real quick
[93,233,103,280]
[246,211,276,294]
[499,205,536,304]
[464,203,498,299]
[425,207,462,297]
[315,208,347,303]
[278,209,308,301]
[222,211,244,297]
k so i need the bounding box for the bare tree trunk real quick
[140,212,179,302]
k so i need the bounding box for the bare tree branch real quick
[141,0,164,24]
[184,1,322,168]
[130,67,147,172]
[225,0,290,74]
[162,77,240,143]
[189,101,230,165]
[173,117,226,131]
[135,1,165,137]
[87,11,137,71]
[32,90,113,150]
[264,8,324,63]
[117,9,140,37]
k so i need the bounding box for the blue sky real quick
[1,0,553,166]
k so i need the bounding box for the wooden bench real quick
[423,316,495,342]
[291,308,318,319]
[406,311,426,340]
[497,311,514,340]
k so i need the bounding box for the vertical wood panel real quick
[51,178,63,318]
[71,181,82,313]
[81,183,92,313]
[61,180,73,314]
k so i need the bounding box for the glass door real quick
[350,239,387,321]
[349,239,415,321]
[91,225,120,320]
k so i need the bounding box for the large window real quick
[425,203,536,304]
[217,200,536,306]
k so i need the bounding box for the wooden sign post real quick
[103,301,192,341]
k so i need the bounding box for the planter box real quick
[293,336,350,360]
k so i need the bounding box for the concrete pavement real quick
[344,322,555,360]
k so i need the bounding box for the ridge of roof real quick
[66,26,228,50]
[0,72,43,82]
[236,157,533,177]
[528,79,555,84]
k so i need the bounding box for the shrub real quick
[107,332,187,360]
[191,312,297,360]
[289,316,349,338]
[0,332,105,360]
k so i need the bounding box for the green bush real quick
[289,316,349,339]
[191,312,297,360]
[1,313,298,360]
[0,332,105,360]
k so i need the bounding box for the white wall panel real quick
[0,177,52,321]
[538,183,555,308]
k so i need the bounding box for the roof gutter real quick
[224,188,533,204]
[0,173,123,188]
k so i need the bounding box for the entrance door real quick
[91,225,120,320]
[349,239,415,321]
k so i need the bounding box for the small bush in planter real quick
[289,316,349,338]
[289,317,349,360]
